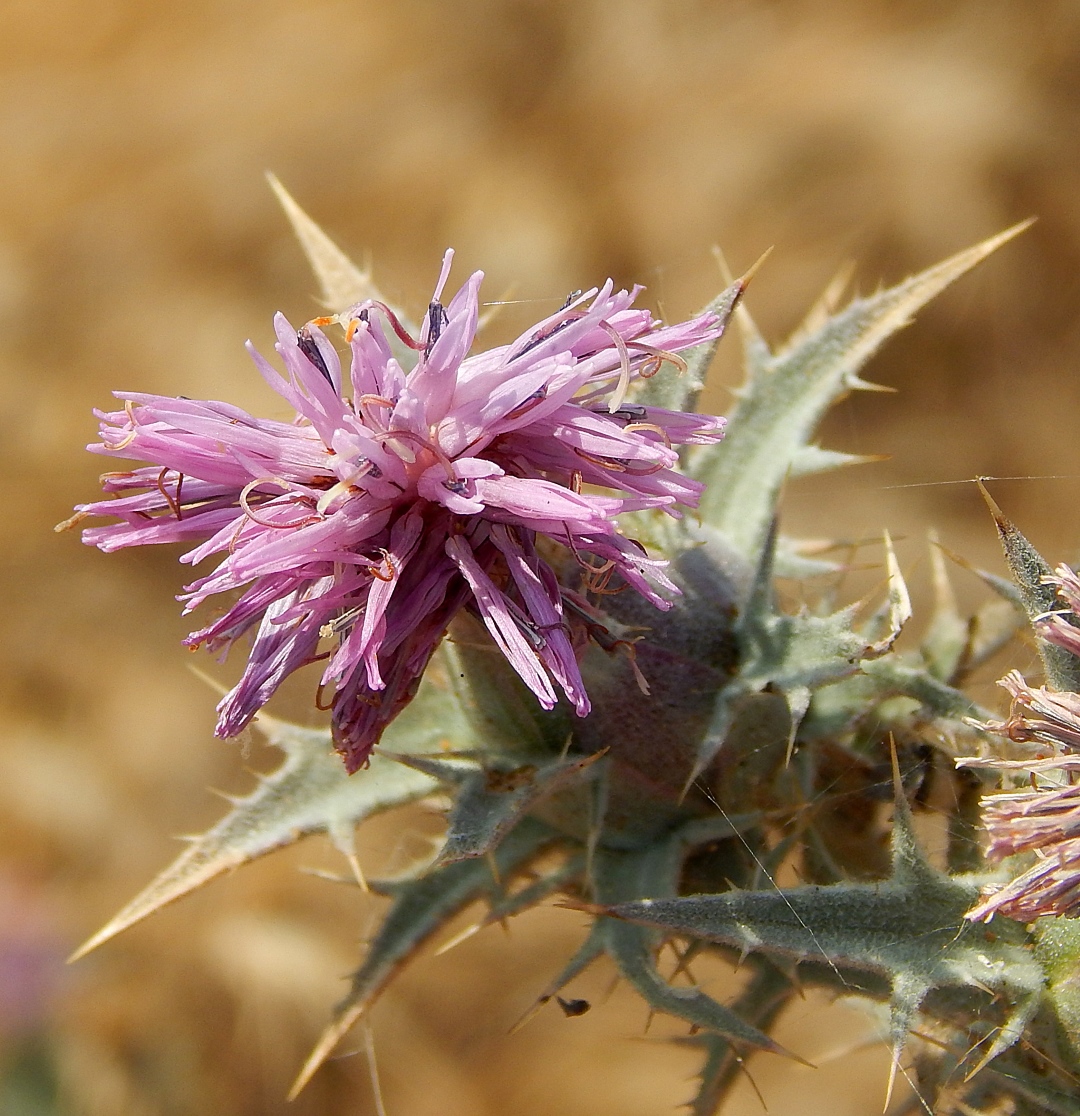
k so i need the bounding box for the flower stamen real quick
[626,341,687,379]
[597,320,633,413]
[239,477,321,529]
[156,468,185,521]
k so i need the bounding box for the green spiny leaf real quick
[388,750,601,865]
[1033,917,1080,1066]
[979,481,1080,691]
[676,963,792,1116]
[596,787,1044,1080]
[70,720,437,961]
[692,600,873,783]
[291,817,557,1098]
[921,532,970,683]
[772,535,845,579]
[440,626,569,755]
[70,653,473,960]
[858,656,984,720]
[586,838,795,1058]
[789,444,883,478]
[269,173,420,369]
[511,921,606,1032]
[690,224,1031,570]
[633,275,747,415]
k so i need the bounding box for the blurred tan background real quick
[3,1,1080,1113]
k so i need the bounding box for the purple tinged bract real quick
[66,251,727,771]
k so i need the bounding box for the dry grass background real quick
[3,1,1080,1113]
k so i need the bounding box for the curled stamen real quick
[626,341,688,379]
[618,460,666,477]
[566,533,616,580]
[108,400,141,451]
[574,448,627,473]
[362,302,425,351]
[239,477,321,529]
[315,681,336,711]
[597,320,633,413]
[373,429,456,481]
[155,468,185,520]
[357,393,395,411]
[367,549,397,583]
[622,422,671,449]
[585,563,618,594]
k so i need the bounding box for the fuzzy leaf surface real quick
[676,963,793,1116]
[581,830,791,1057]
[71,656,472,959]
[269,173,420,368]
[633,276,746,414]
[292,817,556,1098]
[980,482,1080,690]
[690,225,1030,570]
[599,795,1044,1076]
[389,750,601,865]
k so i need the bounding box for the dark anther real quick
[297,327,335,388]
[425,301,450,356]
[602,403,647,420]
[505,385,548,420]
[446,479,469,495]
[513,315,579,360]
[556,997,591,1017]
[358,308,370,323]
[560,289,583,310]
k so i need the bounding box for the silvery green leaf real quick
[291,817,556,1098]
[675,963,793,1116]
[788,444,882,478]
[388,750,601,865]
[584,835,795,1058]
[772,535,844,578]
[441,625,568,754]
[690,225,1031,572]
[921,532,971,682]
[269,174,421,370]
[633,275,747,414]
[979,481,1080,691]
[858,656,983,720]
[71,652,471,960]
[597,785,1043,1087]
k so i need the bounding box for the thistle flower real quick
[62,251,726,770]
[960,671,1080,921]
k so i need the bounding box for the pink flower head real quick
[64,250,727,771]
[960,671,1080,921]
